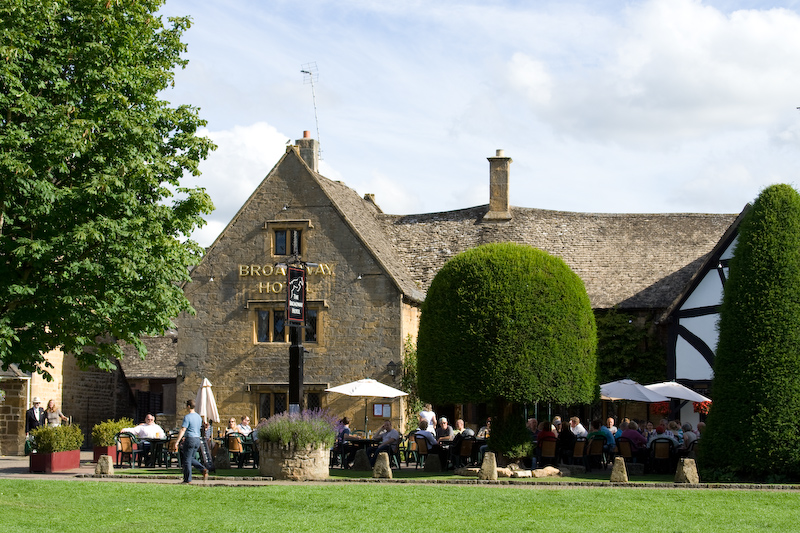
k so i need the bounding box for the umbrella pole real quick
[364,398,368,434]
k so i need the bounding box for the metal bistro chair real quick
[115,432,142,468]
[584,436,608,471]
[537,436,559,467]
[226,432,248,468]
[650,438,676,474]
[414,435,430,469]
[162,433,182,468]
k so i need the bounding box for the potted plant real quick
[256,409,336,480]
[29,424,84,473]
[91,418,133,462]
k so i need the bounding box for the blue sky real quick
[157,0,800,246]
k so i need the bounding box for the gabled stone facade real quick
[172,132,739,435]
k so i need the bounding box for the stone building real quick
[171,132,739,434]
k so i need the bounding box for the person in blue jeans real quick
[176,399,209,483]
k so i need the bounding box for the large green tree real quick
[702,184,800,480]
[0,0,214,377]
[416,242,597,455]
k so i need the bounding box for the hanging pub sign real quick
[286,265,306,325]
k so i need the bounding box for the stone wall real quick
[0,378,27,455]
[61,352,135,448]
[178,149,410,433]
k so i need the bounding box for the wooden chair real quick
[414,435,429,469]
[537,436,558,467]
[457,438,475,467]
[226,432,249,468]
[571,437,586,465]
[617,437,634,462]
[650,438,676,474]
[405,434,418,466]
[115,432,142,468]
[584,436,607,471]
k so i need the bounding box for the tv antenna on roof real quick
[300,62,322,160]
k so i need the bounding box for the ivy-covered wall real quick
[595,307,666,385]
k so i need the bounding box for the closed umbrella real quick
[600,379,670,403]
[325,378,408,433]
[195,377,220,424]
[644,381,711,403]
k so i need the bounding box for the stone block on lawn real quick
[478,452,498,480]
[351,448,371,471]
[95,455,114,475]
[372,452,392,479]
[675,458,700,484]
[610,457,628,483]
[423,454,442,472]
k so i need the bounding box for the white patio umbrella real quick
[195,377,220,424]
[600,379,670,403]
[644,381,711,403]
[325,378,408,433]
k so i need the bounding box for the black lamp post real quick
[387,361,398,382]
[176,361,186,382]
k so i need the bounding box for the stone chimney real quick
[483,149,512,221]
[296,130,319,172]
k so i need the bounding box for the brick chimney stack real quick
[483,149,512,221]
[296,130,319,172]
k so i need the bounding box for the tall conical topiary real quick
[702,184,800,480]
[416,242,597,457]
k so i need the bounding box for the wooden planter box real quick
[29,449,81,473]
[93,445,117,463]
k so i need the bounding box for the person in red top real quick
[620,421,649,462]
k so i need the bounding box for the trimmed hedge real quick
[418,243,596,406]
[31,424,84,453]
[91,418,134,447]
[702,184,800,480]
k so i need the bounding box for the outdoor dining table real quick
[346,437,380,451]
[138,436,170,468]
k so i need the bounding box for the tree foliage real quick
[417,242,597,406]
[701,184,800,480]
[0,0,214,377]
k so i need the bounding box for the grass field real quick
[1,478,797,532]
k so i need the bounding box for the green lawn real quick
[1,479,797,532]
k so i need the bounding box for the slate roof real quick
[374,205,739,310]
[117,329,178,379]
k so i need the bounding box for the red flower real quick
[693,401,711,415]
[651,402,671,417]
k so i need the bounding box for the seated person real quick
[368,420,401,467]
[556,418,577,462]
[436,417,454,442]
[477,417,491,439]
[620,421,649,462]
[586,419,614,453]
[224,417,239,435]
[569,416,588,438]
[680,423,697,453]
[413,419,448,467]
[668,420,683,446]
[534,421,558,465]
[453,419,465,435]
[526,418,539,442]
[121,413,165,440]
[648,425,679,448]
[334,417,356,467]
[237,416,253,437]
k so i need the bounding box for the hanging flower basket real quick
[0,389,6,403]
[651,401,671,417]
[693,401,711,415]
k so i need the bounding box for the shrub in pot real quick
[91,418,134,462]
[30,425,84,473]
[256,410,336,480]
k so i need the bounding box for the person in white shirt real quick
[368,420,401,466]
[122,414,165,439]
[419,404,436,430]
[570,416,588,438]
[237,415,252,436]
